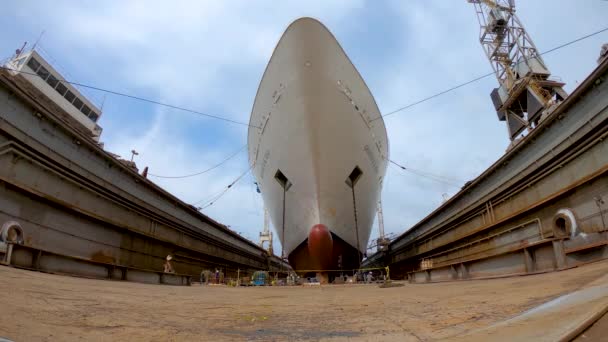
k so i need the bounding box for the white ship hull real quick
[247,18,388,272]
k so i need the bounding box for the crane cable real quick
[148,144,247,179]
[373,25,608,121]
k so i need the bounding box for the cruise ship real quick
[248,18,388,278]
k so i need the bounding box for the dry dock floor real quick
[2,261,608,341]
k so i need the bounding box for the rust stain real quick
[327,207,337,217]
[91,250,115,264]
[405,166,608,258]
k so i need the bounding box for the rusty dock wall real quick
[365,58,608,282]
[0,70,286,284]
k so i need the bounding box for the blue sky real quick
[2,1,607,254]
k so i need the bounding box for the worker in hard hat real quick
[164,254,175,273]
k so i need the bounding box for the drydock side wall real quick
[0,71,285,283]
[366,59,608,282]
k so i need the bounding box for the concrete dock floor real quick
[2,260,608,341]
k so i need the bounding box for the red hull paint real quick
[289,230,362,275]
[307,224,333,269]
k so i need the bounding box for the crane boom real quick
[375,199,390,252]
[468,0,568,141]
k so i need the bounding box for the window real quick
[345,166,363,188]
[80,105,91,116]
[36,66,50,80]
[89,112,99,122]
[64,90,76,103]
[46,74,59,88]
[27,57,40,72]
[72,97,84,110]
[55,82,68,96]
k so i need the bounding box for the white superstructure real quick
[248,18,388,271]
[4,49,103,141]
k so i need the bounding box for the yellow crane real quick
[468,0,568,141]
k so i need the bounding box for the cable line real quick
[374,26,608,121]
[390,160,462,183]
[5,26,604,127]
[148,144,247,179]
[389,159,462,188]
[0,66,258,128]
[192,166,252,208]
[193,187,229,208]
[379,72,493,119]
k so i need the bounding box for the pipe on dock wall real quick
[1,221,24,265]
[553,209,580,238]
[1,221,24,244]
